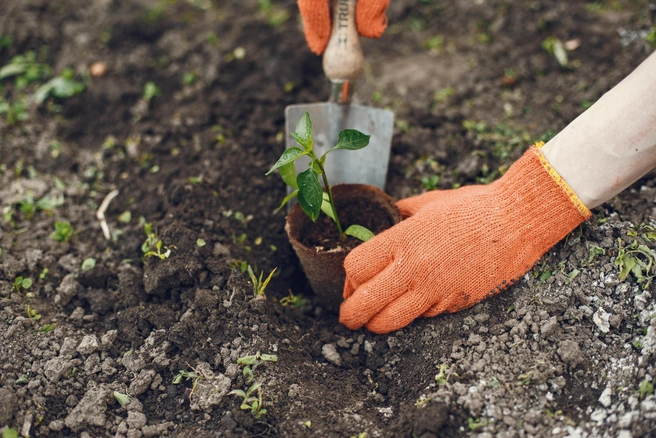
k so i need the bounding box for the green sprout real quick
[51,221,73,242]
[172,369,201,385]
[639,379,654,400]
[141,223,171,260]
[113,391,132,406]
[26,305,41,320]
[279,290,303,308]
[247,265,277,298]
[266,112,374,241]
[468,417,488,431]
[143,81,160,101]
[237,352,278,383]
[81,258,96,271]
[435,364,449,385]
[14,276,33,292]
[614,238,656,288]
[229,382,268,419]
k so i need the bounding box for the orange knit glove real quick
[339,145,591,334]
[298,0,390,54]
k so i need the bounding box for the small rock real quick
[142,422,173,437]
[540,316,560,339]
[599,388,612,407]
[590,408,607,423]
[64,386,109,431]
[474,313,490,323]
[57,274,83,305]
[129,369,157,396]
[127,411,147,430]
[322,344,341,366]
[101,330,117,350]
[43,357,75,382]
[48,419,64,431]
[0,387,18,424]
[60,337,78,358]
[77,335,100,355]
[593,307,611,333]
[557,340,583,367]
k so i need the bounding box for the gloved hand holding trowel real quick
[298,1,656,334]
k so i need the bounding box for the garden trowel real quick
[285,0,394,193]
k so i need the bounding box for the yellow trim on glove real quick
[531,143,592,220]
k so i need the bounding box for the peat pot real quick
[285,184,401,312]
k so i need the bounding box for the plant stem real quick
[314,155,344,238]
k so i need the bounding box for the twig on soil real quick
[96,189,119,240]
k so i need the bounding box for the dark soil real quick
[1,0,656,437]
[295,184,399,251]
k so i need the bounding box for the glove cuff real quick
[530,142,591,220]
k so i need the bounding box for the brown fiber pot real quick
[285,184,401,312]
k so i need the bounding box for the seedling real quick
[141,223,171,260]
[435,364,449,385]
[26,305,41,320]
[51,221,73,242]
[230,382,267,418]
[34,68,85,104]
[81,258,96,271]
[2,428,18,438]
[614,238,656,288]
[266,112,374,242]
[279,290,303,308]
[237,352,278,383]
[14,276,33,292]
[113,391,132,406]
[467,417,488,431]
[172,369,201,385]
[639,379,654,399]
[143,81,160,101]
[247,265,277,298]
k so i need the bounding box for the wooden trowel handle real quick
[323,0,363,83]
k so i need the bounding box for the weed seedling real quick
[26,305,41,320]
[230,382,267,418]
[267,112,374,242]
[81,258,96,271]
[237,352,278,383]
[14,276,32,293]
[247,265,277,299]
[467,417,488,431]
[113,391,132,406]
[639,379,654,399]
[614,238,656,288]
[51,221,73,242]
[141,223,171,260]
[279,290,303,308]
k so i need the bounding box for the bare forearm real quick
[542,51,656,209]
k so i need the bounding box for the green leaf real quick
[81,258,96,271]
[229,389,246,398]
[296,169,322,221]
[290,132,306,149]
[237,355,258,365]
[0,63,26,79]
[2,427,19,438]
[294,111,313,149]
[260,354,278,362]
[279,161,298,189]
[320,192,336,222]
[344,225,375,242]
[196,238,206,247]
[277,189,298,211]
[21,277,33,289]
[329,129,370,152]
[266,147,304,175]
